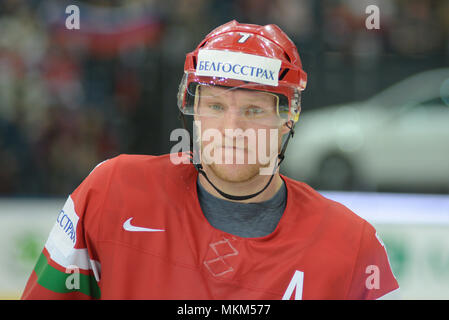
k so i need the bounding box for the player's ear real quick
[280,119,295,136]
[280,123,289,136]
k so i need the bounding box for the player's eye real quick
[243,106,266,118]
[200,103,225,117]
[209,104,224,112]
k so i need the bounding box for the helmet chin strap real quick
[179,112,295,201]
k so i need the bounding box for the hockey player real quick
[22,20,399,299]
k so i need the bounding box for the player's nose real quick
[222,108,243,130]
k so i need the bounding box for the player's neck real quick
[197,165,284,203]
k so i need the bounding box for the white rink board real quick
[321,191,449,300]
[0,198,64,299]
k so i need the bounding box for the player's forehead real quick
[199,85,276,105]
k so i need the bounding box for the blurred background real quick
[0,0,448,299]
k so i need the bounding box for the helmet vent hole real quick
[279,68,289,80]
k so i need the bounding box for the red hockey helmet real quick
[177,20,307,125]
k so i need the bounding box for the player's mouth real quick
[221,146,246,151]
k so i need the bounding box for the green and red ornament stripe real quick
[33,250,101,299]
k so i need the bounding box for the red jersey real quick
[22,154,399,299]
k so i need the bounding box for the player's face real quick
[194,85,290,183]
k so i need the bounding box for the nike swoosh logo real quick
[123,218,165,232]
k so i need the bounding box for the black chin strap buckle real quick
[278,153,285,164]
[278,120,295,166]
[286,120,295,137]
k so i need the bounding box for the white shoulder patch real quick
[44,196,100,278]
[46,196,79,257]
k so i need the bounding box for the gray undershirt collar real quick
[196,178,287,238]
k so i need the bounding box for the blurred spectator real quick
[0,0,447,197]
[389,0,444,56]
[0,116,32,194]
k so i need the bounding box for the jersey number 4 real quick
[282,270,304,300]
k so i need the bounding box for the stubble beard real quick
[204,146,275,183]
[194,122,281,183]
[208,161,261,183]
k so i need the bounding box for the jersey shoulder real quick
[282,175,368,230]
[84,153,195,188]
[282,177,399,299]
[282,176,375,265]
